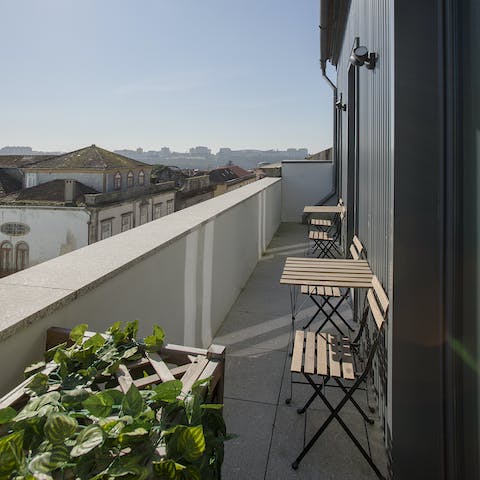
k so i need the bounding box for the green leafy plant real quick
[0,321,227,480]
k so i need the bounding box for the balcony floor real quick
[213,223,387,480]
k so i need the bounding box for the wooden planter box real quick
[0,326,226,410]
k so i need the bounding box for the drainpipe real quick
[320,59,338,205]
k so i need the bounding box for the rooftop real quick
[23,145,151,171]
[0,179,98,206]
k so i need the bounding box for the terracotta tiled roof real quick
[24,145,150,170]
[2,180,98,205]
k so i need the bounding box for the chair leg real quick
[292,374,385,480]
[334,377,374,424]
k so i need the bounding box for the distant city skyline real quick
[0,0,333,153]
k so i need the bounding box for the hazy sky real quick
[0,0,333,153]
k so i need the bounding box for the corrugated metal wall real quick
[335,0,394,450]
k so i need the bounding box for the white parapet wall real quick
[281,160,334,222]
[0,178,281,396]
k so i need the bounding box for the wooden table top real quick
[303,205,345,214]
[280,257,373,288]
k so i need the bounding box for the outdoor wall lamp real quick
[349,46,377,70]
[335,93,347,111]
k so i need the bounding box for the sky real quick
[0,0,333,154]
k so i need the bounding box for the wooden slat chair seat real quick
[310,218,332,227]
[286,276,389,480]
[291,331,355,380]
[299,235,365,336]
[309,230,334,241]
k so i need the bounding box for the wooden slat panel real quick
[284,273,372,281]
[146,352,175,382]
[304,332,316,374]
[328,335,342,378]
[350,244,359,260]
[325,286,332,296]
[291,331,304,373]
[371,276,389,312]
[285,257,368,263]
[353,236,364,255]
[367,289,385,330]
[134,373,161,388]
[281,278,373,287]
[180,356,209,397]
[170,364,191,377]
[116,365,133,393]
[332,287,341,296]
[316,334,328,375]
[0,363,57,409]
[341,340,355,380]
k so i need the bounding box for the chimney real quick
[64,179,76,205]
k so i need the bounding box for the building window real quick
[153,203,164,219]
[15,242,29,272]
[127,170,134,187]
[166,199,174,215]
[121,212,133,232]
[139,204,148,225]
[139,170,145,186]
[100,219,113,240]
[0,241,13,275]
[114,172,122,190]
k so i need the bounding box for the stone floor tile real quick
[222,398,276,480]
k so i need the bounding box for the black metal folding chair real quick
[308,199,344,233]
[309,208,345,258]
[286,276,389,480]
[301,235,365,336]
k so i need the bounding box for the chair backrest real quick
[366,276,389,331]
[349,235,365,260]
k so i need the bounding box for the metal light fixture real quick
[349,46,377,70]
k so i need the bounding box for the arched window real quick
[15,242,29,272]
[127,170,134,187]
[114,172,122,190]
[0,241,13,276]
[138,170,145,186]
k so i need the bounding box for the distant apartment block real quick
[0,145,175,276]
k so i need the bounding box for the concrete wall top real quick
[0,178,281,343]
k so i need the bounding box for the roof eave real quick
[320,0,351,67]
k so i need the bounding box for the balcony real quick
[0,161,386,478]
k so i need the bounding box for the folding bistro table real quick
[280,257,373,337]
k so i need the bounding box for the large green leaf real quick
[153,459,185,479]
[28,444,69,474]
[177,426,205,462]
[61,388,90,407]
[121,385,144,417]
[44,413,78,444]
[69,323,88,344]
[83,391,116,417]
[83,333,106,352]
[152,380,182,403]
[144,325,165,352]
[0,407,17,425]
[24,361,46,378]
[26,373,49,395]
[70,425,104,457]
[0,430,24,476]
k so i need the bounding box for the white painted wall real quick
[0,206,90,266]
[0,178,281,395]
[34,172,105,192]
[281,160,334,222]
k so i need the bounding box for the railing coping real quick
[0,177,281,343]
